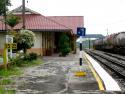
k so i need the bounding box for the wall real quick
[27,32,43,56]
[0,33,5,55]
[42,32,54,56]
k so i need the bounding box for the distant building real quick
[82,34,104,39]
[0,6,84,56]
[77,34,104,49]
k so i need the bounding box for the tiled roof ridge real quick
[9,5,41,15]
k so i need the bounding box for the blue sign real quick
[77,27,86,36]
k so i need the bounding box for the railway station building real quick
[0,6,84,56]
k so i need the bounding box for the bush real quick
[9,53,38,67]
[29,53,38,60]
[10,56,24,66]
[14,29,36,53]
[23,53,37,61]
[59,34,71,56]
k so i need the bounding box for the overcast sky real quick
[9,0,125,36]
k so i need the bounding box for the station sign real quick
[77,27,86,36]
[5,43,17,49]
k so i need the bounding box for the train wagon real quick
[93,32,125,54]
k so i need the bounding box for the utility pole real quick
[3,0,8,69]
[4,0,7,33]
[22,0,25,29]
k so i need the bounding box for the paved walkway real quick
[10,51,100,94]
[6,51,123,94]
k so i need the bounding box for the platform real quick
[67,55,100,92]
[11,51,122,94]
[67,51,121,93]
[83,51,121,91]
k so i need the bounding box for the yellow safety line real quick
[84,53,105,90]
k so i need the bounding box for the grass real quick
[0,66,21,78]
[20,58,43,67]
[0,79,12,85]
[0,58,43,77]
[0,87,15,94]
[0,57,43,93]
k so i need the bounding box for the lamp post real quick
[22,0,25,29]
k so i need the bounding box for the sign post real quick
[6,35,13,59]
[77,27,86,66]
[3,35,17,69]
[3,47,7,70]
[74,27,86,77]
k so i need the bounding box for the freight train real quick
[93,32,125,54]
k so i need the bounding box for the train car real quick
[113,32,125,47]
[93,32,125,54]
[93,38,103,50]
[103,33,116,50]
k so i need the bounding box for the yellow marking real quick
[84,53,105,90]
[74,71,86,77]
[5,43,17,49]
[11,43,17,49]
[3,47,7,70]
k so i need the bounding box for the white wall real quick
[0,33,5,49]
[33,32,42,48]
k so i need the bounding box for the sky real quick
[9,0,125,36]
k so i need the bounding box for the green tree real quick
[0,0,11,15]
[14,29,36,53]
[6,14,21,31]
[59,34,71,56]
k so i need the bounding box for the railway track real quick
[85,50,125,77]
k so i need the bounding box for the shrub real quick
[9,53,38,67]
[59,34,71,56]
[29,53,38,60]
[10,56,24,66]
[23,53,37,61]
[14,29,36,53]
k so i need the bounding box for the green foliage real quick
[10,56,24,67]
[10,53,41,67]
[0,66,21,77]
[23,53,38,61]
[0,0,11,15]
[29,53,38,61]
[6,14,21,28]
[14,29,36,53]
[24,59,43,67]
[0,79,12,85]
[0,87,15,94]
[59,34,71,56]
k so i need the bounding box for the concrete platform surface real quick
[4,51,124,94]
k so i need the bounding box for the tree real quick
[0,0,11,15]
[14,29,36,53]
[59,34,71,56]
[6,14,21,31]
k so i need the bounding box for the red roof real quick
[0,7,84,34]
[47,16,84,34]
[0,14,71,31]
